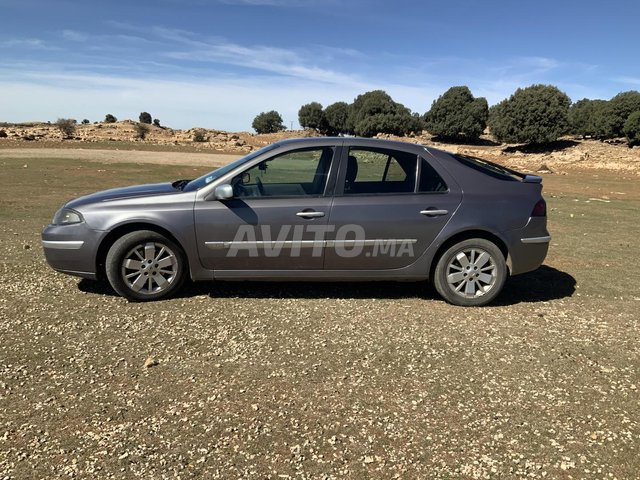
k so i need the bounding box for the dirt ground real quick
[0,147,639,479]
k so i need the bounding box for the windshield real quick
[182,144,279,192]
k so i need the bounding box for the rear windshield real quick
[451,154,522,181]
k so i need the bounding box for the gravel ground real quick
[1,152,639,479]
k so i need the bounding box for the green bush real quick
[594,91,640,138]
[298,102,326,132]
[324,102,349,135]
[139,112,152,124]
[488,84,571,144]
[134,122,150,139]
[354,112,421,137]
[192,129,207,142]
[623,110,640,146]
[104,114,117,123]
[55,118,77,138]
[568,98,608,137]
[81,119,90,124]
[252,111,286,134]
[347,90,421,137]
[153,119,161,127]
[424,86,488,141]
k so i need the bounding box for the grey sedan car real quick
[42,137,550,306]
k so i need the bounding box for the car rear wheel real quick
[433,238,507,307]
[105,230,187,301]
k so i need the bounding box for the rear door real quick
[324,145,462,270]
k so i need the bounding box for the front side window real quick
[231,147,333,198]
[343,147,417,194]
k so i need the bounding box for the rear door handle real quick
[296,211,325,218]
[420,209,449,217]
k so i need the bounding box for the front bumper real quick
[41,224,104,279]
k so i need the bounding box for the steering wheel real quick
[256,177,266,196]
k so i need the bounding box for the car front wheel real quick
[433,238,507,307]
[105,230,187,301]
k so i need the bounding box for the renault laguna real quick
[42,138,550,306]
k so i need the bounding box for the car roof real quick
[273,136,452,158]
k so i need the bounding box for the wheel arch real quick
[96,222,187,279]
[429,229,511,280]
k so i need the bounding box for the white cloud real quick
[0,38,56,50]
[61,30,88,42]
[613,76,640,87]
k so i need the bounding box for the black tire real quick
[433,238,507,307]
[105,230,187,302]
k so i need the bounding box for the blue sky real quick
[1,0,639,130]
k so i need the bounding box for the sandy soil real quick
[0,148,241,168]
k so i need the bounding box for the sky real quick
[1,0,639,131]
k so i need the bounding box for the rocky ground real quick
[1,121,639,176]
[0,121,308,154]
[0,150,639,479]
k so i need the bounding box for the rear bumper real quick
[505,218,550,275]
[42,224,104,279]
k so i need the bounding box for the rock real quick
[143,356,159,368]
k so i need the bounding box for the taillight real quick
[531,198,546,217]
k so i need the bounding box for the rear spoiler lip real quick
[522,174,543,184]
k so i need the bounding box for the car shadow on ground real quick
[495,265,576,306]
[77,265,575,306]
[503,139,579,154]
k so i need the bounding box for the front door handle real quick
[296,211,325,218]
[420,209,449,217]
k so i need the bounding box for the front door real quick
[324,146,462,270]
[195,145,337,271]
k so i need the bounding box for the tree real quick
[424,86,488,141]
[568,98,608,138]
[347,90,421,137]
[623,110,640,147]
[324,102,349,135]
[55,118,76,138]
[298,102,327,132]
[134,122,150,139]
[81,119,90,124]
[252,111,286,134]
[594,91,640,138]
[488,84,571,144]
[104,114,117,123]
[153,119,161,127]
[139,112,152,124]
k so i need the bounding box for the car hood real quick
[65,182,179,209]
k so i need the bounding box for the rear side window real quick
[344,147,417,194]
[419,158,448,193]
[452,154,520,181]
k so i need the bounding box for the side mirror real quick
[214,184,233,200]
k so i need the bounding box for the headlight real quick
[52,208,83,225]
